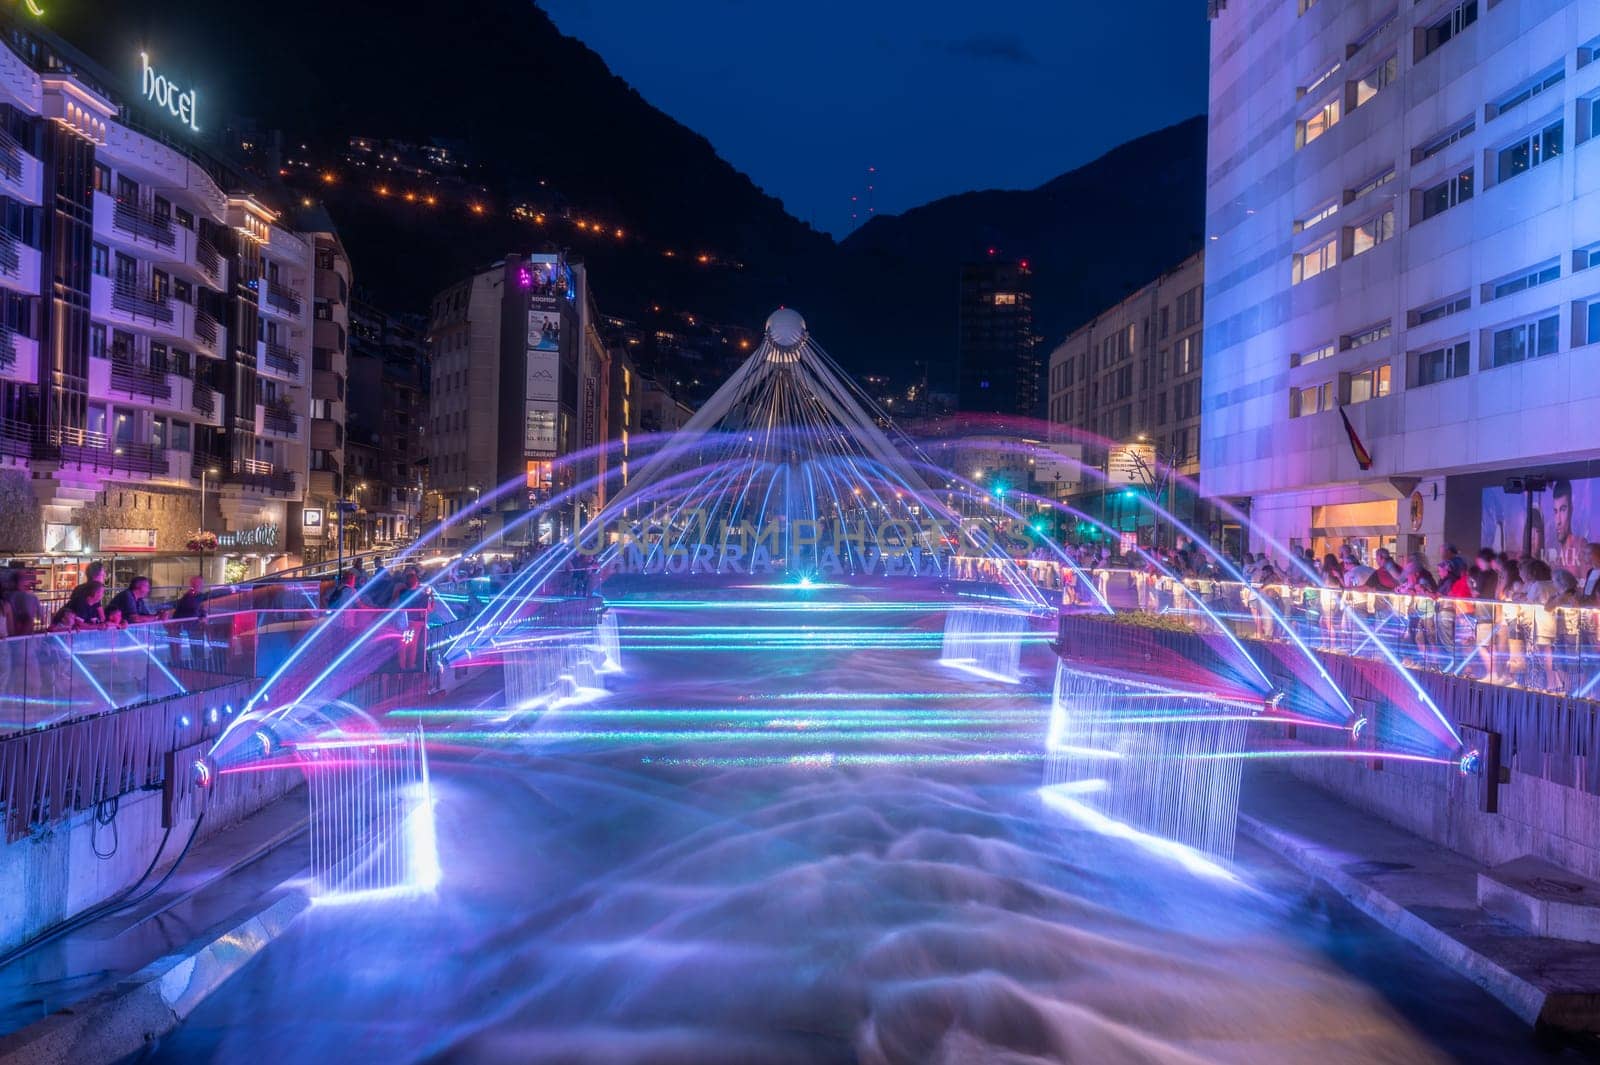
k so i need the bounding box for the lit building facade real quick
[427,252,612,548]
[957,259,1039,416]
[1048,253,1217,547]
[1204,0,1600,564]
[0,16,315,585]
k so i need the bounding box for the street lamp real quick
[199,465,220,575]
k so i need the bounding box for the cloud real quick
[937,34,1038,66]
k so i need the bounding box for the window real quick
[1347,209,1395,257]
[1298,0,1319,14]
[1576,297,1600,347]
[1411,341,1471,387]
[1418,2,1476,61]
[1290,381,1334,418]
[315,300,333,321]
[1576,240,1600,272]
[91,243,109,277]
[1345,364,1391,404]
[1417,168,1473,222]
[1414,119,1474,163]
[1489,313,1560,367]
[1294,199,1339,233]
[1300,61,1341,99]
[1490,65,1565,121]
[1292,235,1338,284]
[1487,261,1559,301]
[1349,55,1397,111]
[1297,97,1342,149]
[89,323,106,360]
[1413,294,1470,325]
[1343,321,1392,350]
[1581,94,1600,145]
[175,206,193,230]
[1293,341,1336,367]
[1175,334,1201,375]
[1176,287,1201,329]
[1345,167,1396,204]
[316,248,335,271]
[1495,120,1562,182]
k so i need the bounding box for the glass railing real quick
[949,556,1600,699]
[0,605,433,738]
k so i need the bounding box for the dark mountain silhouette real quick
[828,116,1208,388]
[47,2,1206,390]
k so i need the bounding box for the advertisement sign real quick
[524,402,558,456]
[99,528,159,553]
[1481,476,1597,570]
[527,308,561,353]
[44,523,83,554]
[216,523,280,548]
[303,508,324,529]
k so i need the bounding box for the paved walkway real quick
[1239,764,1600,1034]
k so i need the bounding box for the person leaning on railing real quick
[50,580,105,632]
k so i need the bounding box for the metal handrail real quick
[265,278,302,315]
[0,127,22,183]
[110,277,174,324]
[112,197,176,248]
[263,340,300,376]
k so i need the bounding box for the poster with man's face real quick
[1481,478,1596,572]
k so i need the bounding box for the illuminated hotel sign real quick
[140,52,199,132]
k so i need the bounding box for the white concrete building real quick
[1204,0,1600,566]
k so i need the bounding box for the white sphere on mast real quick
[764,307,807,350]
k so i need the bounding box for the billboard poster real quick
[527,308,561,353]
[1480,476,1598,572]
[524,402,558,456]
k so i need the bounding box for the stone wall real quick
[74,483,200,554]
[0,470,41,554]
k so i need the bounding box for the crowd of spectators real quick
[0,560,209,638]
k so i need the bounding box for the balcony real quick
[192,381,217,418]
[108,350,174,401]
[195,239,226,290]
[40,426,169,477]
[226,456,295,495]
[105,276,174,325]
[0,230,41,296]
[0,128,44,208]
[0,416,31,460]
[262,400,298,436]
[91,192,225,292]
[193,310,222,358]
[262,278,302,319]
[92,275,224,357]
[310,417,342,451]
[258,338,301,379]
[110,197,176,249]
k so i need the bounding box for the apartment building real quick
[1204,0,1600,565]
[348,297,427,547]
[957,258,1040,416]
[302,212,349,564]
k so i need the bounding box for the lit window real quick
[1342,321,1392,350]
[993,292,1017,306]
[1347,209,1394,257]
[1345,166,1396,203]
[1294,199,1339,233]
[1300,61,1341,100]
[1349,55,1397,111]
[1293,341,1336,367]
[1292,235,1338,284]
[1296,97,1342,149]
[1345,364,1391,404]
[1290,381,1334,418]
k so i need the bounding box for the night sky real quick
[542,0,1211,236]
